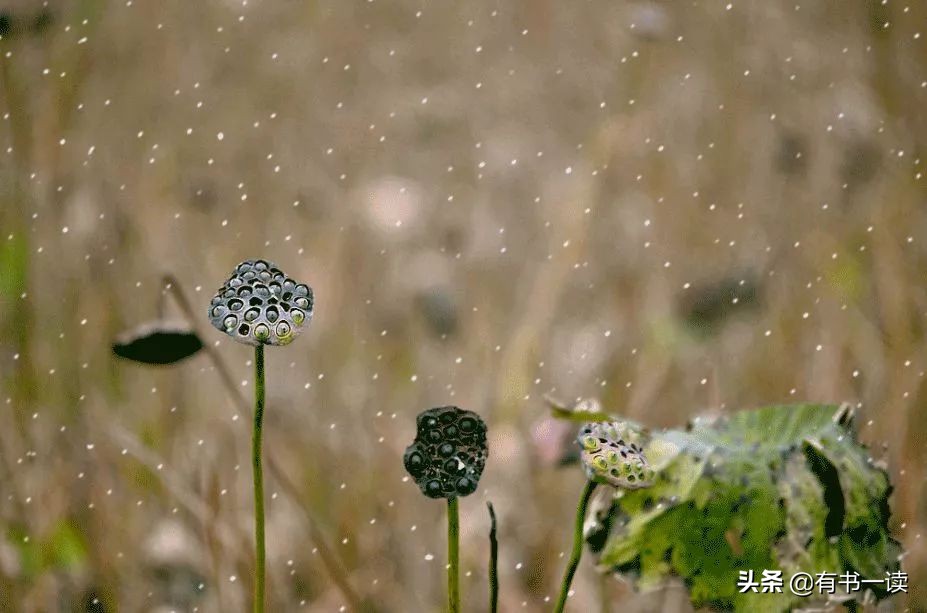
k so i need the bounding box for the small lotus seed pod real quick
[577,421,654,489]
[403,406,488,499]
[207,259,314,346]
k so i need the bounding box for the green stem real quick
[487,502,498,613]
[253,344,266,613]
[447,497,460,613]
[553,480,598,613]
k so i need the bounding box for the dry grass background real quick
[1,0,926,611]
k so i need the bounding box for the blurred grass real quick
[1,0,926,611]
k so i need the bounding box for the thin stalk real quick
[487,502,498,613]
[447,497,460,613]
[162,275,244,409]
[553,480,598,613]
[253,344,266,613]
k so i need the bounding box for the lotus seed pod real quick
[207,259,314,346]
[577,421,654,489]
[403,406,488,499]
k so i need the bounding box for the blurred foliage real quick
[6,519,88,581]
[678,274,761,337]
[579,404,901,611]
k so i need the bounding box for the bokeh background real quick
[1,0,925,611]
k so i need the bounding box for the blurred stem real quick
[554,480,597,613]
[447,497,460,613]
[161,274,248,405]
[0,34,36,440]
[487,502,498,613]
[253,344,266,613]
[598,572,612,613]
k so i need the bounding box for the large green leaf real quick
[575,404,901,611]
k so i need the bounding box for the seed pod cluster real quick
[404,406,488,499]
[577,422,654,489]
[208,259,313,346]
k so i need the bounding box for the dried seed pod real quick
[113,320,203,365]
[208,259,313,346]
[404,406,488,499]
[577,421,654,489]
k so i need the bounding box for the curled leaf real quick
[592,404,901,611]
[113,320,203,365]
[546,395,618,423]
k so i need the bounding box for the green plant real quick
[553,420,655,613]
[208,259,314,613]
[553,401,902,612]
[403,406,488,613]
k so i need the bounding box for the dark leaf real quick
[113,320,203,365]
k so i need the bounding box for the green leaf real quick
[589,404,902,611]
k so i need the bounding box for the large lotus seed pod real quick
[577,422,654,489]
[403,406,488,499]
[208,259,313,346]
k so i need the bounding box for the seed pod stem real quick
[447,496,460,613]
[252,344,267,613]
[553,480,598,613]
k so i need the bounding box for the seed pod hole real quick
[266,306,279,323]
